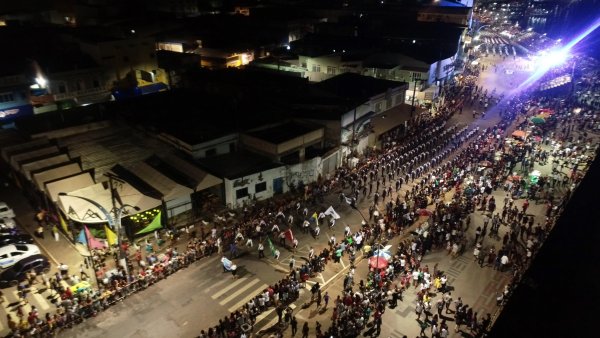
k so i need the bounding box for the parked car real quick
[0,202,15,219]
[0,254,50,287]
[0,218,16,229]
[0,234,34,247]
[0,244,42,269]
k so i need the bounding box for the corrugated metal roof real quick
[21,153,71,181]
[33,162,82,192]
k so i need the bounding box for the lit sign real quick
[0,108,19,119]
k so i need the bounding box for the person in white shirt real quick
[308,247,315,260]
[313,224,320,238]
[344,225,351,237]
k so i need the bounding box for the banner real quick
[84,225,106,249]
[136,212,163,235]
[324,206,341,220]
[267,237,276,256]
[105,225,118,246]
[59,213,69,234]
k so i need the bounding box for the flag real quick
[324,206,341,220]
[267,237,276,256]
[284,229,294,243]
[84,225,106,249]
[136,212,163,235]
[59,213,69,235]
[105,225,118,246]
[76,230,87,245]
[311,212,318,221]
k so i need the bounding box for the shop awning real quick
[57,182,161,224]
[22,154,71,181]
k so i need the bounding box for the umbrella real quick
[373,249,392,261]
[530,117,545,125]
[479,160,493,167]
[511,130,526,139]
[369,256,389,269]
[416,208,433,216]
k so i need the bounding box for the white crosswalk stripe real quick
[226,283,267,312]
[210,277,249,299]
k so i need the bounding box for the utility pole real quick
[411,73,419,117]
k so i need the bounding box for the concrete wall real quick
[224,157,323,209]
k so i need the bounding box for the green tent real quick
[136,212,163,235]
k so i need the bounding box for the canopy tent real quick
[511,130,527,139]
[530,116,545,125]
[45,172,95,203]
[57,182,161,224]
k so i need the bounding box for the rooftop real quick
[196,150,281,180]
[246,121,322,144]
[313,73,406,103]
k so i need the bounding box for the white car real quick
[0,244,42,269]
[0,203,15,219]
[0,218,16,229]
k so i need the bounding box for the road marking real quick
[218,279,261,305]
[227,283,267,312]
[31,291,51,311]
[210,277,248,299]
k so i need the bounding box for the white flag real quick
[324,206,341,220]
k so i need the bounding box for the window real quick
[326,66,336,75]
[375,102,383,112]
[11,252,22,257]
[236,188,249,199]
[15,245,27,251]
[205,148,217,157]
[255,182,266,193]
[312,64,321,72]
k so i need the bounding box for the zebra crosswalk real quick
[204,275,268,314]
[0,283,61,333]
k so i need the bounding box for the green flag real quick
[267,237,276,256]
[136,212,163,235]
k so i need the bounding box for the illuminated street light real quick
[35,76,47,88]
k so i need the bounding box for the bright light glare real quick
[540,49,569,67]
[35,76,47,87]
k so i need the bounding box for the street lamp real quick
[58,192,139,276]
